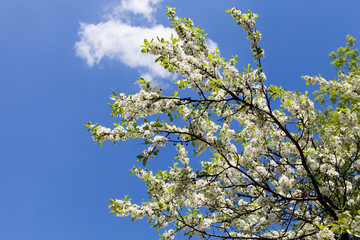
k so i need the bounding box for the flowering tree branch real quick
[87,6,360,240]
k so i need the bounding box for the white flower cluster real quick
[316,227,335,240]
[227,8,264,62]
[87,6,360,240]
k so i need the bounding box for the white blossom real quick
[86,6,360,240]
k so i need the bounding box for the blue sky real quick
[1,0,360,239]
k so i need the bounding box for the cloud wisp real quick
[114,0,164,21]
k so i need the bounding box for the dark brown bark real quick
[339,232,350,240]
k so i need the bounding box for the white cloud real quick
[75,20,174,80]
[75,0,218,87]
[75,0,174,84]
